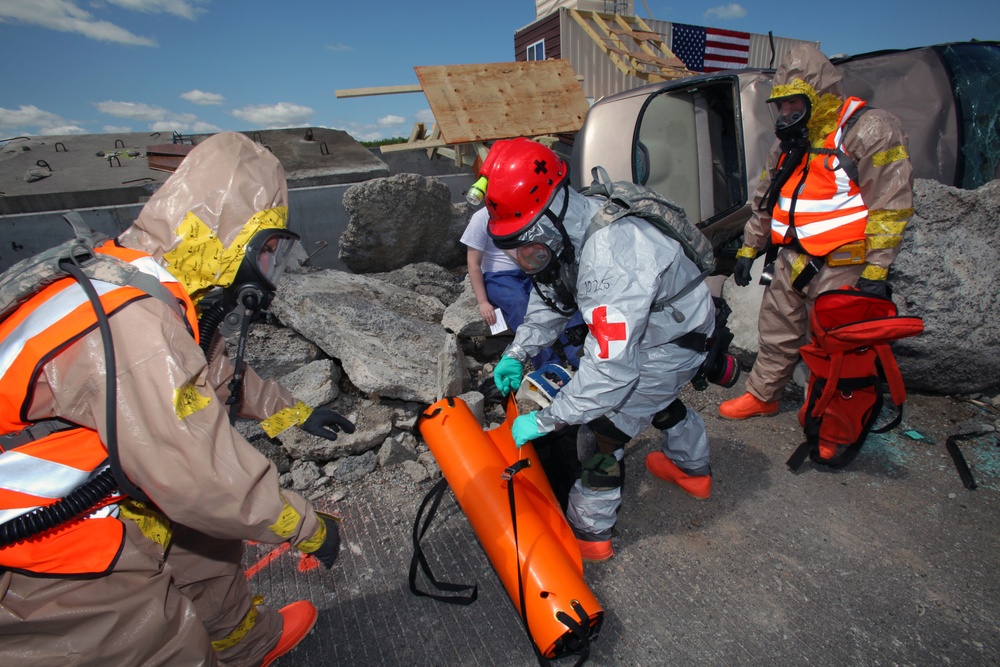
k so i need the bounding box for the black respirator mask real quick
[770,94,812,145]
[198,228,300,348]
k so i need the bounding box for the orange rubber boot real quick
[718,392,779,420]
[818,442,839,460]
[260,600,318,667]
[645,452,711,500]
[576,538,614,563]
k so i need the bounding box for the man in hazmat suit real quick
[720,44,914,420]
[482,137,716,562]
[0,132,353,666]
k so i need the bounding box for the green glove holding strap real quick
[511,412,544,448]
[494,356,524,396]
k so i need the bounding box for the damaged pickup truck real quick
[570,41,1000,271]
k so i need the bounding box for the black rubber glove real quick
[732,256,754,287]
[855,278,890,299]
[301,408,356,441]
[310,512,341,569]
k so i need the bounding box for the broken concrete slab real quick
[271,269,465,404]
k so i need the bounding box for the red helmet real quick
[480,138,568,241]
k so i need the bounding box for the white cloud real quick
[230,102,314,128]
[0,0,158,46]
[0,104,65,129]
[704,3,747,20]
[192,121,223,133]
[95,100,181,121]
[351,130,386,142]
[102,124,134,133]
[95,100,206,134]
[415,109,436,124]
[105,0,207,20]
[0,105,87,136]
[377,114,406,127]
[181,89,225,105]
[38,124,88,135]
[326,43,351,52]
[150,120,192,133]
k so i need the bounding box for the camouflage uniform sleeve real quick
[847,109,915,280]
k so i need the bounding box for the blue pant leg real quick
[484,270,531,331]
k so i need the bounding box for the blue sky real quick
[0,1,996,142]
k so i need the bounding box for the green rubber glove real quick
[511,412,543,448]
[494,356,524,396]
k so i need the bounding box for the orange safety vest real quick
[0,241,198,576]
[771,97,869,257]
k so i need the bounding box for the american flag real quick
[671,23,751,73]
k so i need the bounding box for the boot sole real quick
[718,409,779,421]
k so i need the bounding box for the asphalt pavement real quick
[247,385,1000,666]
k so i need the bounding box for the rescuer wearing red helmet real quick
[481,138,717,563]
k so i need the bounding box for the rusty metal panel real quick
[414,60,590,143]
[145,143,194,173]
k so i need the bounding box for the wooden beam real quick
[335,83,423,98]
[378,139,448,154]
[569,9,634,78]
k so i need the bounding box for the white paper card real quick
[489,308,509,335]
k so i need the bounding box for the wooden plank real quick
[569,9,631,76]
[407,122,426,143]
[334,83,423,98]
[608,25,661,43]
[414,60,589,144]
[379,139,449,154]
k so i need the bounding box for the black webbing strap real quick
[408,478,478,605]
[0,419,76,451]
[945,432,990,490]
[503,459,550,666]
[787,374,882,471]
[791,256,824,295]
[670,331,709,353]
[554,601,597,667]
[504,458,597,667]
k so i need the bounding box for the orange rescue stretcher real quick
[417,395,604,660]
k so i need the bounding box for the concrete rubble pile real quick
[235,173,1000,499]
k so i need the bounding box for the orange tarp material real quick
[413,61,590,144]
[418,396,603,658]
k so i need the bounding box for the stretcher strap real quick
[408,478,478,605]
[503,459,550,666]
[945,432,990,490]
[504,459,596,667]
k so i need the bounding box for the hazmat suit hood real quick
[119,132,290,300]
[769,44,846,147]
[536,185,600,291]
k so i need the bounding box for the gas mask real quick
[769,94,812,144]
[492,185,572,286]
[198,228,300,344]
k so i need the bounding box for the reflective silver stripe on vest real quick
[0,279,121,380]
[0,463,119,524]
[0,254,182,381]
[0,449,92,497]
[132,255,181,285]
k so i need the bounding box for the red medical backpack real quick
[787,288,924,470]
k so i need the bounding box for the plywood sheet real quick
[414,60,589,144]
